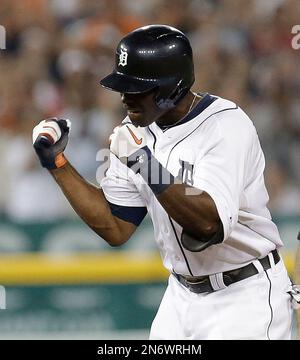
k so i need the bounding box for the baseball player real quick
[33,25,293,339]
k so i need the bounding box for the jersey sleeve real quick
[100,153,147,207]
[192,111,257,241]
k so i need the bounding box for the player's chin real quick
[127,111,149,127]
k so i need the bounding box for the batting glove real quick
[109,120,174,194]
[110,120,150,172]
[32,118,71,169]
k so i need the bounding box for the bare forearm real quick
[50,162,132,245]
[157,183,220,238]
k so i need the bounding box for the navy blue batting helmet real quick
[100,24,195,109]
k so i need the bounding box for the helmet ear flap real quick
[155,80,190,110]
[155,81,181,109]
[168,80,183,100]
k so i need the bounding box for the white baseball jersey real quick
[101,94,283,277]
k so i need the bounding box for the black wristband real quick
[125,146,176,195]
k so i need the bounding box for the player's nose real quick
[121,93,136,105]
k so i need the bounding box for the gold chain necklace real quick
[172,93,199,125]
[160,92,201,130]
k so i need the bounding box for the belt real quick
[173,249,280,294]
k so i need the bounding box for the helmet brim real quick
[99,71,158,94]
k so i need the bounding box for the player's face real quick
[121,90,166,127]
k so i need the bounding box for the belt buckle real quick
[185,276,208,285]
[185,277,212,294]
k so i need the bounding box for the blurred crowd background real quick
[0,0,299,222]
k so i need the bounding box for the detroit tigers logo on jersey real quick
[118,47,128,67]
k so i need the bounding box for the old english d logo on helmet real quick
[118,46,128,67]
[99,24,195,110]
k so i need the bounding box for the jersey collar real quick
[156,93,217,131]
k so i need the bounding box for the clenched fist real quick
[32,118,71,169]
